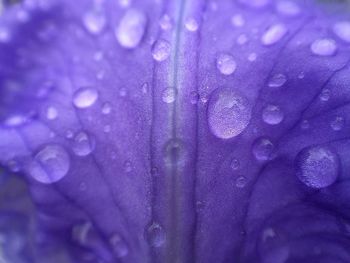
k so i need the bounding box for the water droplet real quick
[46,106,58,120]
[268,73,287,88]
[185,17,199,32]
[216,53,237,76]
[72,132,95,156]
[236,176,247,188]
[27,144,70,184]
[190,91,200,104]
[311,38,337,56]
[237,34,248,45]
[262,227,276,242]
[252,137,275,161]
[239,0,270,8]
[298,72,305,79]
[163,139,188,168]
[301,120,310,130]
[162,88,177,103]
[208,88,251,139]
[333,21,350,43]
[231,14,245,27]
[72,222,92,245]
[276,1,301,17]
[159,14,173,31]
[66,130,74,139]
[330,116,344,131]
[145,223,166,248]
[116,9,147,49]
[103,125,111,133]
[141,83,149,94]
[152,39,171,62]
[3,114,30,127]
[118,0,131,8]
[261,23,288,46]
[110,234,128,258]
[230,158,240,170]
[102,102,112,115]
[295,146,339,188]
[124,161,132,172]
[83,8,106,35]
[319,88,331,102]
[0,26,10,43]
[248,53,257,62]
[262,104,284,125]
[73,88,98,109]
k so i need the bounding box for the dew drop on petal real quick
[116,9,147,49]
[152,39,171,62]
[190,91,200,105]
[103,125,111,133]
[73,88,98,109]
[83,8,106,35]
[236,176,247,188]
[3,114,30,127]
[231,14,245,27]
[262,104,284,125]
[216,53,237,76]
[310,38,337,56]
[333,21,350,43]
[0,26,10,43]
[230,158,240,170]
[124,161,132,172]
[239,0,270,8]
[237,34,248,45]
[46,106,58,120]
[102,102,112,115]
[72,132,95,156]
[261,23,288,46]
[319,88,331,102]
[185,17,199,32]
[159,14,173,31]
[162,88,177,104]
[252,137,275,161]
[330,116,344,131]
[268,73,287,88]
[27,144,70,184]
[248,53,257,62]
[208,88,251,139]
[145,223,166,248]
[110,234,129,258]
[276,0,301,17]
[295,146,339,188]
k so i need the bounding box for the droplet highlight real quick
[268,73,287,88]
[72,132,95,156]
[145,223,166,248]
[83,8,106,35]
[261,23,288,46]
[310,38,337,56]
[252,137,275,161]
[73,88,98,109]
[216,53,237,76]
[152,39,171,62]
[162,88,177,104]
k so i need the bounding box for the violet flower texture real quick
[0,0,350,262]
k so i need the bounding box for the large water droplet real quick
[145,223,166,248]
[110,234,129,258]
[152,39,171,62]
[252,137,275,161]
[261,23,288,46]
[295,146,339,188]
[268,73,287,88]
[27,144,70,184]
[262,104,284,125]
[73,88,99,109]
[83,8,106,35]
[162,88,177,103]
[116,9,147,49]
[208,88,251,139]
[333,21,350,43]
[72,132,95,156]
[185,17,199,32]
[310,38,337,56]
[216,53,237,76]
[276,1,301,17]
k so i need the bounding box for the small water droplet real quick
[27,144,70,184]
[83,8,106,35]
[301,120,310,130]
[162,88,177,103]
[3,114,30,127]
[0,26,10,43]
[72,132,95,156]
[116,9,147,49]
[262,227,276,242]
[102,102,112,114]
[268,73,287,88]
[230,158,240,170]
[311,38,337,56]
[46,106,58,120]
[236,176,247,188]
[261,23,288,46]
[231,14,245,27]
[73,88,99,109]
[216,53,237,75]
[319,88,331,102]
[208,88,251,139]
[159,14,173,31]
[252,137,275,161]
[333,21,350,43]
[103,125,111,133]
[190,91,200,104]
[276,1,301,17]
[239,0,270,8]
[298,72,305,79]
[93,51,104,61]
[124,161,132,172]
[295,145,339,188]
[248,53,257,62]
[164,139,188,168]
[152,39,171,62]
[237,34,248,45]
[108,235,128,258]
[66,130,74,139]
[262,104,284,125]
[330,116,344,131]
[185,17,199,32]
[141,83,149,94]
[145,223,166,248]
